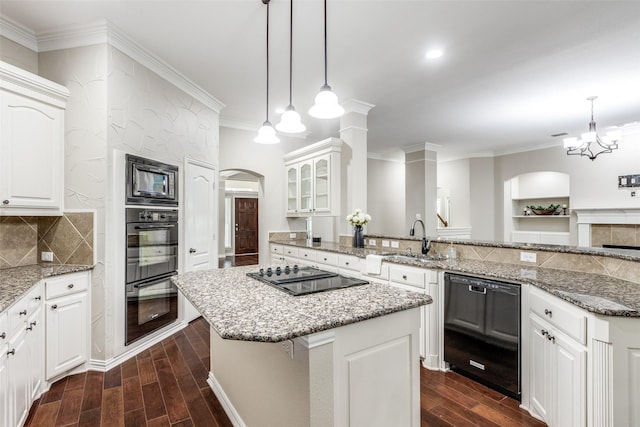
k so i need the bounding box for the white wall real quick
[0,35,38,74]
[367,157,406,236]
[469,157,495,240]
[437,158,471,229]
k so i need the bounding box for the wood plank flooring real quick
[26,316,546,426]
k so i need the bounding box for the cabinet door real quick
[389,281,426,359]
[46,293,88,380]
[26,309,44,402]
[0,349,9,427]
[552,334,586,427]
[299,161,313,212]
[285,165,299,215]
[313,155,331,213]
[0,90,64,212]
[529,314,551,424]
[8,328,30,427]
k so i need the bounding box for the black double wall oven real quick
[125,155,179,345]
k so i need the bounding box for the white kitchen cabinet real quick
[5,282,44,427]
[0,60,69,216]
[283,138,342,217]
[388,264,427,359]
[0,312,9,427]
[527,286,587,427]
[45,271,90,380]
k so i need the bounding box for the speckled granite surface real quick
[171,264,432,343]
[0,264,93,313]
[274,240,640,317]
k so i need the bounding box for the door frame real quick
[227,193,258,256]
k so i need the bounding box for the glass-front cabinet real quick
[283,138,342,218]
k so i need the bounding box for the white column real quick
[339,99,374,235]
[404,143,439,237]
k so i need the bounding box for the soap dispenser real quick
[447,243,457,260]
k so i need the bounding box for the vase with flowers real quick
[346,209,371,248]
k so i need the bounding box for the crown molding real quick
[403,142,441,154]
[0,15,38,51]
[0,16,225,114]
[341,98,375,115]
[338,125,368,133]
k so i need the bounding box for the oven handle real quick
[131,273,177,288]
[134,224,176,230]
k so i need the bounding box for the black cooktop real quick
[247,266,369,296]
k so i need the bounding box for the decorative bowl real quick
[530,208,557,215]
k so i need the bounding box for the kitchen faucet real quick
[409,219,431,255]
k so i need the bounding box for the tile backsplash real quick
[0,212,94,269]
[591,224,640,247]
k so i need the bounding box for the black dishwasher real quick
[443,273,521,399]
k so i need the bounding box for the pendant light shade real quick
[309,0,344,119]
[276,0,306,133]
[255,0,280,144]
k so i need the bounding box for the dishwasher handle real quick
[468,284,487,295]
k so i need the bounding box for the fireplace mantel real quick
[573,207,640,246]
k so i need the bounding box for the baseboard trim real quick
[89,320,188,371]
[207,371,246,427]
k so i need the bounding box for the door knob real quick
[189,248,196,253]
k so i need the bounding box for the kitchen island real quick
[171,265,431,427]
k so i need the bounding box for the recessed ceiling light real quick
[425,49,443,59]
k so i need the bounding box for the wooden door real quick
[235,198,258,255]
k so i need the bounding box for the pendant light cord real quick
[288,0,293,105]
[266,0,271,122]
[323,0,328,86]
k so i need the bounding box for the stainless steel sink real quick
[385,254,445,263]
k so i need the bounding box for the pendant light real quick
[276,0,306,133]
[254,0,280,144]
[308,0,344,119]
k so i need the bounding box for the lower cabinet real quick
[44,272,89,380]
[528,313,586,427]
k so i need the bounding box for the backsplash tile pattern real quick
[0,217,38,267]
[0,212,94,269]
[591,224,640,248]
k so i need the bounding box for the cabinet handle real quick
[31,321,37,327]
[547,334,555,343]
[35,296,41,301]
[189,248,196,253]
[26,325,33,331]
[2,200,9,205]
[0,332,5,339]
[7,348,15,356]
[68,284,74,289]
[541,329,548,336]
[544,309,552,317]
[19,310,27,316]
[52,304,58,309]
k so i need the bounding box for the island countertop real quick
[170,264,432,343]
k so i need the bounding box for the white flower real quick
[346,209,371,226]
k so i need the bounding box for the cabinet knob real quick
[402,275,407,280]
[189,248,196,253]
[52,304,58,310]
[323,258,327,261]
[345,262,349,266]
[19,310,27,316]
[68,284,74,289]
[544,309,552,317]
[2,200,9,205]
[0,332,5,339]
[7,348,15,356]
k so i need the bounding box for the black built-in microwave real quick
[126,154,178,206]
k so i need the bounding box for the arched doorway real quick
[219,170,263,267]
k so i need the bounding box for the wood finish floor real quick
[26,316,546,427]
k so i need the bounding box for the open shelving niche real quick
[504,172,571,245]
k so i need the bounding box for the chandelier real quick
[564,96,621,161]
[254,0,280,144]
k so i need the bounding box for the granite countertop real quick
[171,264,432,343]
[274,240,640,317]
[0,264,94,313]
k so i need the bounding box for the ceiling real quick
[2,0,640,159]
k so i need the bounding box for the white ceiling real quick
[2,0,640,158]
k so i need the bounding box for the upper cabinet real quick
[284,138,342,217]
[0,61,70,216]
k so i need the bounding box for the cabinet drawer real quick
[530,286,587,345]
[8,283,43,333]
[270,244,284,255]
[45,272,89,300]
[298,248,317,262]
[283,246,299,258]
[316,251,338,266]
[389,265,426,289]
[338,254,360,272]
